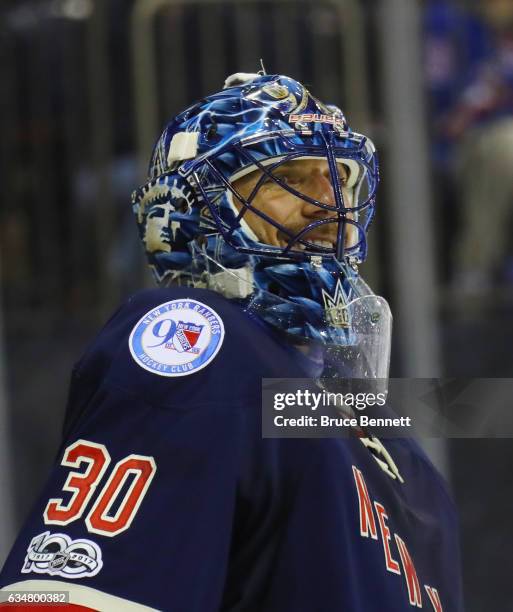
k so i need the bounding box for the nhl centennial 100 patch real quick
[129,299,225,377]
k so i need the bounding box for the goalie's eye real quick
[263,173,303,188]
[263,166,349,190]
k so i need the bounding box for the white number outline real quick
[44,440,111,526]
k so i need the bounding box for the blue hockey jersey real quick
[0,287,464,611]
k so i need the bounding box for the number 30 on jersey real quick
[43,439,156,537]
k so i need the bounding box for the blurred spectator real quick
[424,0,489,167]
[424,0,513,295]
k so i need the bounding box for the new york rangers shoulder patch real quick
[129,299,225,377]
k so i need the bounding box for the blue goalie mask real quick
[132,72,391,378]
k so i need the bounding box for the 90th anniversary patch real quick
[129,299,225,377]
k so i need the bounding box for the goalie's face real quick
[231,158,356,252]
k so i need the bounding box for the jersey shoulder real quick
[62,287,306,437]
[82,285,296,382]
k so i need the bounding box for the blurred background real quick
[1,0,512,608]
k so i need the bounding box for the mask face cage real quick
[184,127,379,265]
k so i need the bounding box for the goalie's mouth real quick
[293,239,334,251]
[276,225,354,251]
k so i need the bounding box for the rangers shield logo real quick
[172,321,204,353]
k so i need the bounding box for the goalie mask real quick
[132,73,391,379]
